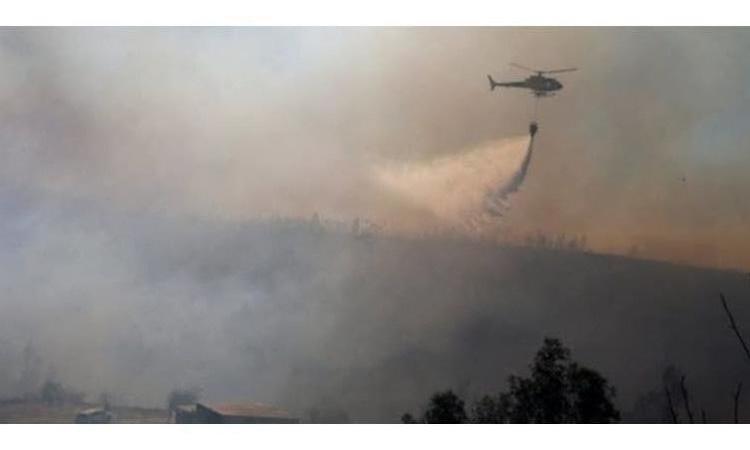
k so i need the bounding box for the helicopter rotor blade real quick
[509,62,537,73]
[542,68,578,74]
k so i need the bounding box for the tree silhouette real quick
[509,338,571,422]
[423,390,467,424]
[567,363,620,423]
[404,337,619,423]
[501,338,619,423]
[471,394,510,423]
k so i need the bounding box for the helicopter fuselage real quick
[488,73,565,97]
[524,74,563,94]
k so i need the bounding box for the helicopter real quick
[488,63,577,97]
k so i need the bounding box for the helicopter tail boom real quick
[488,75,526,91]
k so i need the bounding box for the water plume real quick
[373,135,531,232]
[485,130,537,216]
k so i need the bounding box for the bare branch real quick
[679,376,694,423]
[735,382,743,424]
[664,385,679,423]
[720,293,750,361]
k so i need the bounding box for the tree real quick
[568,364,620,423]
[404,338,618,424]
[501,338,619,423]
[471,394,509,423]
[423,390,467,424]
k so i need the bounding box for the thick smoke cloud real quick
[2,28,749,267]
[1,28,750,421]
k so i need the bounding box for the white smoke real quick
[373,135,531,232]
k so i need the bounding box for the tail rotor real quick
[487,75,498,91]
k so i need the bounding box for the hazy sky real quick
[1,27,747,270]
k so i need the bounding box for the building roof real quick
[198,402,294,419]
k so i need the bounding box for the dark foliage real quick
[499,338,619,423]
[404,337,619,424]
[423,390,467,424]
[471,394,510,423]
[567,363,620,423]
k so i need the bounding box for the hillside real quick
[2,216,748,423]
[132,221,750,422]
